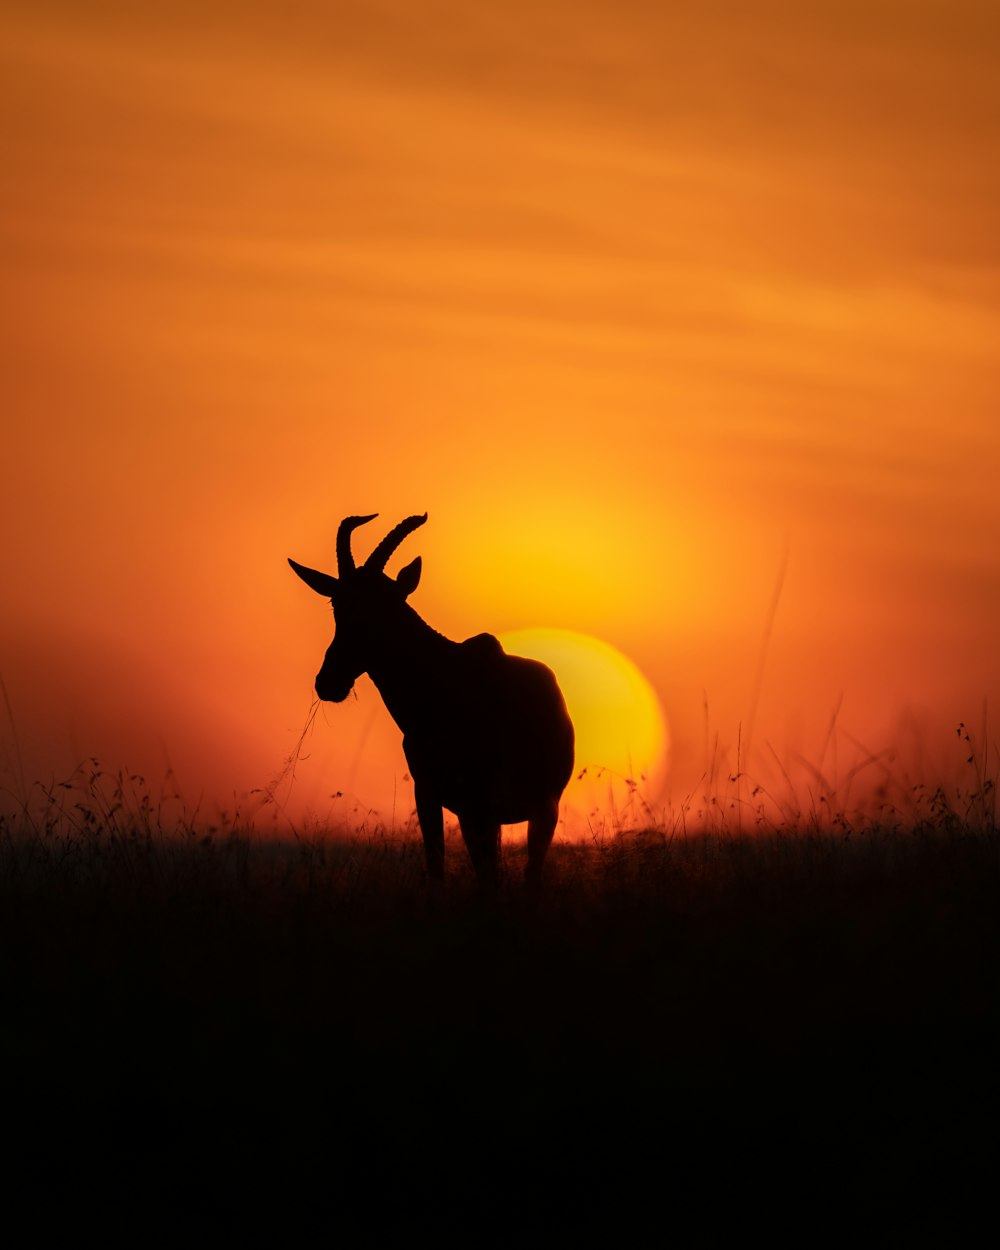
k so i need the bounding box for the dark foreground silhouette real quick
[290,513,575,887]
[1,822,997,1242]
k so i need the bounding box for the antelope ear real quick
[288,558,339,599]
[396,556,422,598]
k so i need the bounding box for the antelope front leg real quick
[414,782,445,882]
[458,813,501,891]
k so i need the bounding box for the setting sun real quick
[499,628,668,824]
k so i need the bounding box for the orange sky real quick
[2,1,999,831]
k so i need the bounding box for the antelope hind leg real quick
[526,796,559,888]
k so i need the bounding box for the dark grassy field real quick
[2,771,998,1243]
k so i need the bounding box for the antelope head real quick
[289,513,427,702]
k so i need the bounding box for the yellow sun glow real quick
[498,628,669,829]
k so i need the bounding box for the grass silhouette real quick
[1,738,997,1242]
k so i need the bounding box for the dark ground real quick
[1,824,997,1244]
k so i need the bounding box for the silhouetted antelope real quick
[289,514,575,887]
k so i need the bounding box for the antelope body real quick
[289,514,575,886]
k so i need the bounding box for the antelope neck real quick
[365,611,457,734]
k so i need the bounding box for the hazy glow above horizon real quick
[2,1,999,825]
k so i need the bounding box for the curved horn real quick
[364,513,428,573]
[336,513,378,576]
